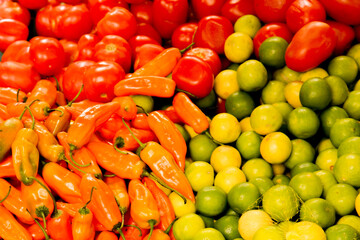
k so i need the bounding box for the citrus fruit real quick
[185,161,214,192]
[315,148,338,172]
[172,213,205,240]
[193,228,226,240]
[259,36,288,68]
[273,65,301,84]
[209,112,241,144]
[337,215,360,235]
[290,162,320,177]
[289,172,323,201]
[285,221,326,240]
[249,177,274,195]
[272,174,291,185]
[214,167,247,194]
[319,106,349,137]
[356,193,360,216]
[272,163,286,176]
[250,104,283,135]
[314,169,337,198]
[284,81,303,108]
[210,145,242,173]
[260,131,292,164]
[299,198,336,228]
[234,14,262,38]
[195,186,227,217]
[329,117,360,148]
[326,224,360,240]
[343,90,360,120]
[333,153,360,188]
[327,55,359,84]
[325,183,358,216]
[175,123,191,143]
[272,102,294,124]
[169,192,196,217]
[227,182,260,214]
[239,117,253,132]
[238,210,273,240]
[261,80,286,104]
[199,215,215,228]
[214,215,242,240]
[225,91,256,120]
[224,32,253,64]
[236,131,262,160]
[130,95,154,113]
[316,138,335,153]
[287,107,320,139]
[324,75,349,106]
[189,134,218,162]
[252,225,284,240]
[195,89,217,109]
[241,158,273,180]
[262,184,300,222]
[214,69,240,100]
[337,136,360,157]
[346,43,360,68]
[299,67,329,82]
[299,77,332,111]
[237,59,268,92]
[285,139,315,169]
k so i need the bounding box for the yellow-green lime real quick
[299,67,329,82]
[169,192,196,217]
[214,166,247,194]
[273,65,301,84]
[326,224,360,240]
[130,95,154,113]
[289,172,323,201]
[239,117,253,132]
[337,136,360,158]
[172,213,205,240]
[324,75,349,106]
[235,131,262,160]
[210,145,242,173]
[272,174,290,185]
[314,169,337,198]
[249,177,274,195]
[259,36,289,68]
[214,215,242,240]
[227,182,260,214]
[214,69,240,99]
[237,59,268,92]
[329,117,360,148]
[260,131,292,164]
[250,104,283,135]
[285,221,326,240]
[328,55,359,84]
[287,107,320,139]
[225,91,255,120]
[325,183,358,216]
[261,80,286,104]
[189,134,218,162]
[354,79,360,90]
[224,32,253,64]
[238,210,273,240]
[272,102,294,124]
[234,14,261,38]
[346,43,360,68]
[343,90,360,120]
[290,162,320,177]
[241,158,273,180]
[299,77,332,111]
[285,139,315,169]
[333,153,360,188]
[315,148,338,172]
[319,106,349,137]
[193,228,226,240]
[299,198,336,229]
[253,225,284,240]
[316,138,335,153]
[210,113,241,144]
[337,215,360,235]
[195,186,227,217]
[185,161,214,192]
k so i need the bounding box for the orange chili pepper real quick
[27,221,47,240]
[42,162,83,203]
[58,131,103,179]
[87,140,146,180]
[72,187,96,240]
[147,110,187,171]
[67,101,121,150]
[96,231,118,240]
[0,87,27,105]
[0,205,32,240]
[26,80,57,107]
[129,47,181,78]
[131,113,150,130]
[0,117,23,162]
[96,114,126,141]
[144,229,171,240]
[0,155,16,178]
[44,105,72,136]
[128,179,160,238]
[0,178,34,225]
[7,100,53,121]
[64,99,100,120]
[112,96,138,120]
[55,90,68,106]
[114,76,176,98]
[79,173,123,231]
[159,105,183,124]
[0,103,10,120]
[119,215,149,240]
[143,177,176,232]
[112,126,157,152]
[172,92,209,134]
[47,209,73,240]
[57,201,83,217]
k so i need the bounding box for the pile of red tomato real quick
[0,0,360,239]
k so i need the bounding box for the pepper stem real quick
[27,209,50,240]
[0,186,11,203]
[46,108,64,117]
[121,118,146,149]
[103,173,116,177]
[147,219,157,240]
[80,186,96,213]
[60,153,89,175]
[123,224,142,236]
[119,229,126,240]
[69,150,91,167]
[29,176,58,217]
[67,84,84,107]
[24,105,36,130]
[113,138,129,154]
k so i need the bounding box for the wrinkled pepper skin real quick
[44,106,72,136]
[12,128,39,186]
[0,205,32,240]
[0,117,23,161]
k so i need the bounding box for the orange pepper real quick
[6,100,53,121]
[57,201,83,218]
[96,114,126,141]
[26,80,57,107]
[0,155,16,178]
[26,221,47,240]
[64,99,100,120]
[0,117,23,162]
[144,229,171,240]
[119,215,149,240]
[0,87,27,105]
[44,105,72,136]
[96,231,118,240]
[47,209,73,240]
[112,96,138,120]
[0,205,32,240]
[130,113,151,130]
[0,103,11,120]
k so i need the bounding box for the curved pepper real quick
[0,205,32,240]
[48,209,73,240]
[0,117,23,162]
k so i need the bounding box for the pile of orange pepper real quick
[0,47,211,240]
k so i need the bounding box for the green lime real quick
[289,172,323,201]
[329,117,360,148]
[338,136,360,158]
[193,228,226,240]
[172,213,205,240]
[227,182,260,214]
[285,139,315,169]
[346,43,360,68]
[290,162,320,177]
[195,186,227,217]
[299,77,332,111]
[241,158,273,180]
[195,89,217,109]
[189,134,218,162]
[343,90,360,120]
[261,80,286,104]
[328,55,359,84]
[287,107,320,139]
[324,75,349,106]
[314,169,337,198]
[320,106,349,137]
[259,36,288,68]
[237,59,268,92]
[236,131,262,160]
[225,91,255,120]
[175,123,191,143]
[325,183,358,216]
[199,214,215,228]
[300,198,336,229]
[272,174,290,185]
[214,215,241,240]
[326,224,360,240]
[249,177,274,195]
[337,215,360,235]
[333,153,360,188]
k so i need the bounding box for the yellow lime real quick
[284,81,303,108]
[250,104,283,135]
[328,55,359,84]
[261,80,286,104]
[224,32,253,64]
[234,14,261,38]
[214,166,247,194]
[172,213,205,240]
[210,145,241,173]
[316,138,335,153]
[240,116,253,132]
[285,221,326,240]
[260,132,292,164]
[209,113,241,144]
[299,67,328,82]
[346,43,360,68]
[169,192,196,217]
[356,193,360,216]
[193,228,226,240]
[214,69,240,99]
[314,169,337,198]
[238,210,273,240]
[185,161,214,192]
[237,59,268,92]
[315,148,338,172]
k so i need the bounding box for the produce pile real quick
[1,0,360,239]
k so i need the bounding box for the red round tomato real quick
[326,20,355,56]
[128,34,161,59]
[35,4,59,38]
[136,22,162,44]
[286,0,326,33]
[0,61,40,93]
[221,0,255,24]
[253,23,293,58]
[285,21,337,72]
[190,0,226,20]
[1,40,32,66]
[184,47,222,75]
[94,35,132,73]
[171,22,198,50]
[18,0,48,10]
[254,0,294,23]
[96,7,137,40]
[130,0,153,24]
[59,39,79,67]
[84,61,125,102]
[0,0,31,26]
[0,19,28,52]
[76,33,100,61]
[29,36,66,77]
[194,15,234,54]
[152,0,189,39]
[319,0,360,25]
[133,43,164,70]
[89,0,129,25]
[62,60,96,102]
[355,25,360,42]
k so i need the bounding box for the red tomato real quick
[89,0,129,25]
[221,0,255,24]
[1,40,32,66]
[130,0,153,24]
[0,61,40,93]
[59,39,79,67]
[254,0,294,23]
[190,0,226,20]
[326,20,355,56]
[62,60,96,101]
[133,43,164,70]
[124,0,145,5]
[35,4,59,38]
[76,33,100,61]
[94,35,132,73]
[152,0,189,39]
[183,47,222,75]
[319,0,360,25]
[355,25,360,42]
[84,61,125,102]
[253,23,293,58]
[194,15,234,54]
[128,34,161,59]
[286,0,326,33]
[18,0,48,10]
[171,22,198,50]
[0,0,31,26]
[136,22,162,44]
[285,21,336,72]
[0,19,28,52]
[96,7,137,40]
[172,55,214,98]
[29,36,66,77]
